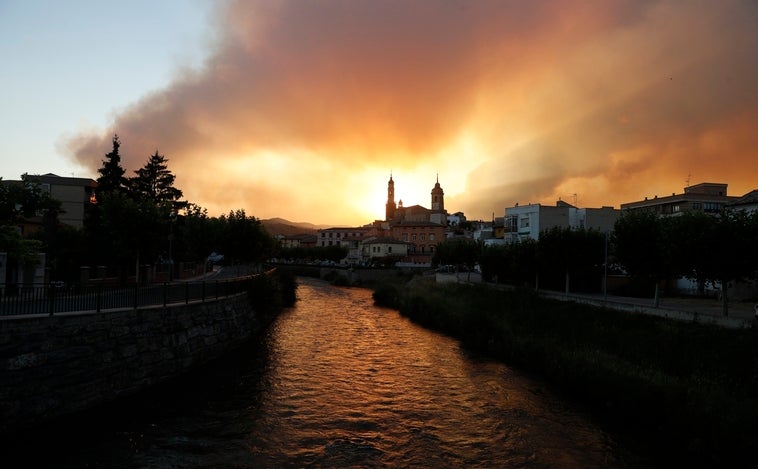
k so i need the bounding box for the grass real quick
[373,277,758,466]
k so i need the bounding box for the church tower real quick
[430,174,446,225]
[385,173,396,221]
[431,174,444,212]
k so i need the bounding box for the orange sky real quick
[65,0,758,226]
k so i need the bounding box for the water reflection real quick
[244,278,622,467]
[4,277,636,467]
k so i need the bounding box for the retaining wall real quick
[0,293,260,433]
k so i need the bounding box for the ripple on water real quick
[5,277,636,468]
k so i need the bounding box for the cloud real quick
[65,0,758,224]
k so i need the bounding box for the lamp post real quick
[603,230,608,301]
[168,211,176,281]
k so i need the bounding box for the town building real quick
[316,227,368,265]
[385,174,448,264]
[389,221,446,264]
[317,227,367,247]
[29,173,97,229]
[447,211,466,226]
[278,233,318,248]
[728,189,758,213]
[505,200,619,242]
[473,218,506,246]
[620,182,739,216]
[361,237,410,264]
[1,173,97,231]
[386,175,448,226]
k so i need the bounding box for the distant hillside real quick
[260,218,328,237]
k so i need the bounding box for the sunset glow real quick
[4,0,756,226]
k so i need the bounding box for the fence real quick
[0,275,258,317]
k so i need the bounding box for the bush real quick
[248,269,298,313]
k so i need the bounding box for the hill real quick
[260,217,328,237]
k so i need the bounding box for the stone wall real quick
[0,293,260,433]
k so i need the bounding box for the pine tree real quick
[131,151,185,210]
[96,134,128,196]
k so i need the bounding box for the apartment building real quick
[505,200,619,242]
[620,182,738,216]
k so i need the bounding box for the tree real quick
[172,203,216,265]
[0,175,62,276]
[612,211,669,304]
[0,225,42,269]
[218,210,277,263]
[432,239,481,272]
[130,151,186,211]
[94,191,163,283]
[538,227,605,295]
[96,134,128,196]
[0,174,62,226]
[692,210,758,316]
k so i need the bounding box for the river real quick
[5,277,645,467]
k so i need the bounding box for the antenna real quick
[685,173,691,187]
[573,193,578,206]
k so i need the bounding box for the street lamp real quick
[603,230,608,301]
[168,211,177,281]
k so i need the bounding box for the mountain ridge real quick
[260,217,331,236]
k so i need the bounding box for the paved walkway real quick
[438,272,757,329]
[539,289,757,329]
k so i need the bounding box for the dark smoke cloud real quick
[65,0,758,223]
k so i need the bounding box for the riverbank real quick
[372,276,758,467]
[0,269,297,436]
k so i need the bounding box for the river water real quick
[7,278,643,467]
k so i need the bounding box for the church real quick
[383,174,448,264]
[385,173,447,225]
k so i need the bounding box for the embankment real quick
[0,271,295,434]
[373,277,758,466]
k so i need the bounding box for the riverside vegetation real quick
[372,276,758,466]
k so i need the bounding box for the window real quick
[420,234,425,241]
[388,246,392,253]
[403,233,408,241]
[429,234,435,241]
[412,234,417,241]
[520,217,530,228]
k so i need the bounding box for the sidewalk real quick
[540,289,756,329]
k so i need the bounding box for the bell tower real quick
[431,174,444,212]
[430,174,446,225]
[385,173,396,221]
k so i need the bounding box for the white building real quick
[361,238,409,263]
[505,201,619,242]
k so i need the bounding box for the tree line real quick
[1,135,277,285]
[433,209,758,315]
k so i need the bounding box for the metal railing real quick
[0,276,257,317]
